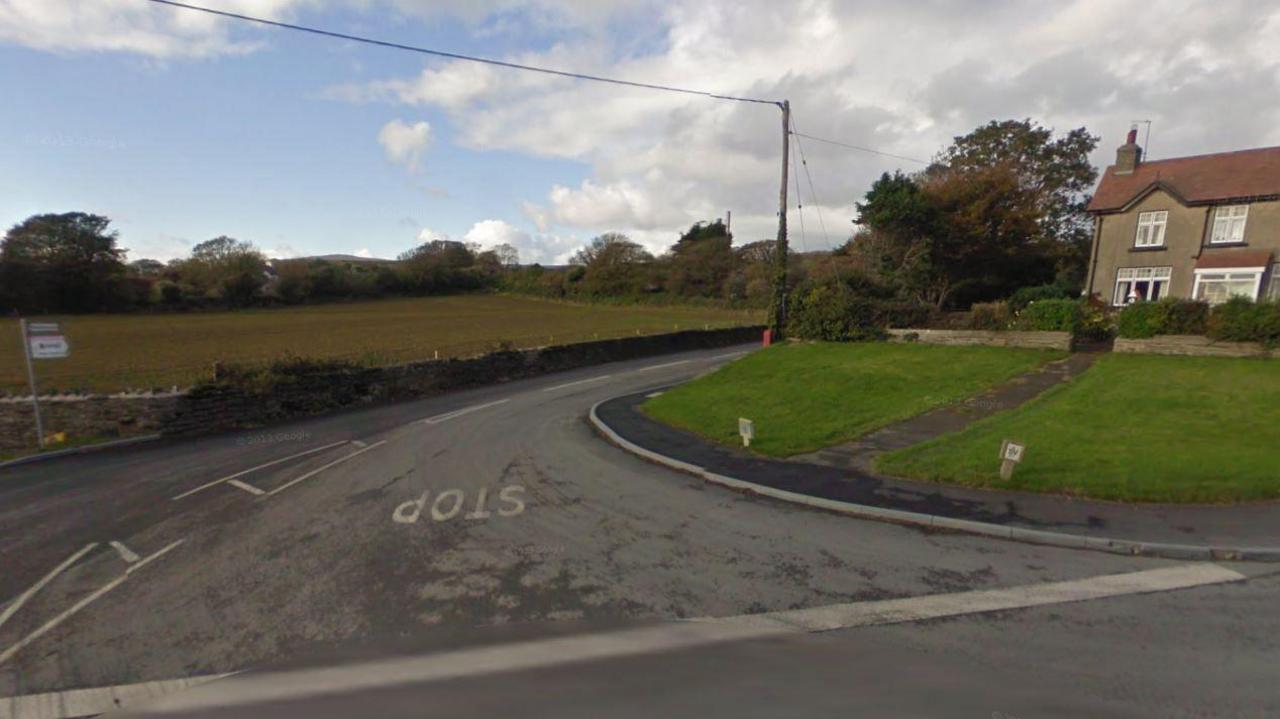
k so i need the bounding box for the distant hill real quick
[287,254,396,264]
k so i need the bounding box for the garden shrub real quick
[1009,283,1075,311]
[1116,298,1209,338]
[968,301,1010,330]
[788,283,884,342]
[1013,299,1081,332]
[1207,298,1280,347]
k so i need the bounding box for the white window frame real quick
[1191,266,1264,305]
[1268,264,1280,302]
[1209,205,1249,244]
[1134,210,1168,248]
[1113,266,1173,306]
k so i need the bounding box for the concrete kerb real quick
[0,434,162,471]
[588,399,1280,563]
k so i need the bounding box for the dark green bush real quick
[1116,298,1209,338]
[788,283,885,342]
[1014,299,1081,332]
[1076,302,1116,341]
[1207,298,1280,346]
[1009,283,1075,311]
[968,301,1010,330]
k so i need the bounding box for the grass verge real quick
[877,354,1280,503]
[641,341,1062,457]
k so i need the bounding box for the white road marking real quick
[637,359,690,372]
[645,391,664,398]
[109,541,140,564]
[227,479,265,496]
[542,375,611,392]
[0,673,234,719]
[708,350,749,361]
[0,539,188,666]
[693,563,1247,632]
[419,399,510,425]
[171,441,349,500]
[351,440,367,448]
[266,440,389,496]
[127,564,1245,714]
[0,543,97,632]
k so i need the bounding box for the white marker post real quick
[19,320,69,449]
[998,439,1026,480]
[738,418,755,448]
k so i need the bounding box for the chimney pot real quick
[1115,125,1143,174]
[1126,126,1138,145]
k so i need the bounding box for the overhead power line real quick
[145,0,781,106]
[788,116,829,247]
[789,130,930,166]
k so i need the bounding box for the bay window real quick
[1193,268,1263,305]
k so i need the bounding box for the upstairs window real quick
[1114,266,1172,305]
[1210,205,1249,244]
[1134,211,1167,247]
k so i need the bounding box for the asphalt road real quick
[1,343,1277,717]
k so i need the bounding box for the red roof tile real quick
[1195,249,1273,270]
[1087,146,1280,213]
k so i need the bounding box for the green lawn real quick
[0,295,758,394]
[877,354,1280,503]
[641,342,1062,457]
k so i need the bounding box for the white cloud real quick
[462,219,579,265]
[416,227,450,243]
[377,119,432,172]
[353,247,373,258]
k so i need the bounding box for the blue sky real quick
[2,1,1278,264]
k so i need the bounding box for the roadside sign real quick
[998,439,1026,480]
[738,417,755,447]
[27,322,61,335]
[29,335,69,359]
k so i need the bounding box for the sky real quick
[1,0,1279,265]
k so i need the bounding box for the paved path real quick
[793,351,1099,472]
[1,344,1277,718]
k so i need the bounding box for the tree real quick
[570,233,652,296]
[0,212,128,312]
[397,239,479,294]
[666,220,735,298]
[932,119,1099,287]
[174,236,267,307]
[128,259,166,277]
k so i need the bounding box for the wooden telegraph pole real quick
[770,100,791,338]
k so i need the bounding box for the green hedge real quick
[1206,298,1280,347]
[787,284,934,342]
[1013,299,1082,332]
[1116,298,1209,338]
[1009,283,1076,311]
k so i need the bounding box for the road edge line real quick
[587,398,1280,563]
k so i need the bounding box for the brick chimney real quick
[1115,124,1143,175]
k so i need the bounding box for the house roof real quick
[1087,145,1280,213]
[1194,249,1273,270]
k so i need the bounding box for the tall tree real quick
[176,236,267,306]
[571,232,653,296]
[932,119,1099,286]
[667,220,734,298]
[0,212,127,312]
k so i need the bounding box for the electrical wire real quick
[788,116,830,248]
[145,0,782,106]
[790,129,807,253]
[789,130,930,165]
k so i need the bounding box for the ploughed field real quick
[1,295,759,394]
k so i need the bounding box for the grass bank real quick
[2,295,760,394]
[877,354,1280,503]
[641,342,1062,457]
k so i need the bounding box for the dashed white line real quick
[542,375,611,392]
[124,564,1246,715]
[227,479,265,496]
[637,359,690,372]
[266,440,389,496]
[708,350,749,361]
[0,540,187,667]
[419,399,510,424]
[109,540,140,564]
[127,539,187,575]
[0,543,97,633]
[172,440,349,500]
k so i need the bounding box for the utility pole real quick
[770,99,791,338]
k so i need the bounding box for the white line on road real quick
[171,440,349,500]
[351,440,367,448]
[109,541,140,564]
[637,359,690,372]
[708,350,749,361]
[0,673,235,719]
[266,440,389,497]
[227,479,265,496]
[0,543,97,632]
[124,564,1245,715]
[419,399,510,424]
[0,540,188,667]
[542,375,611,392]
